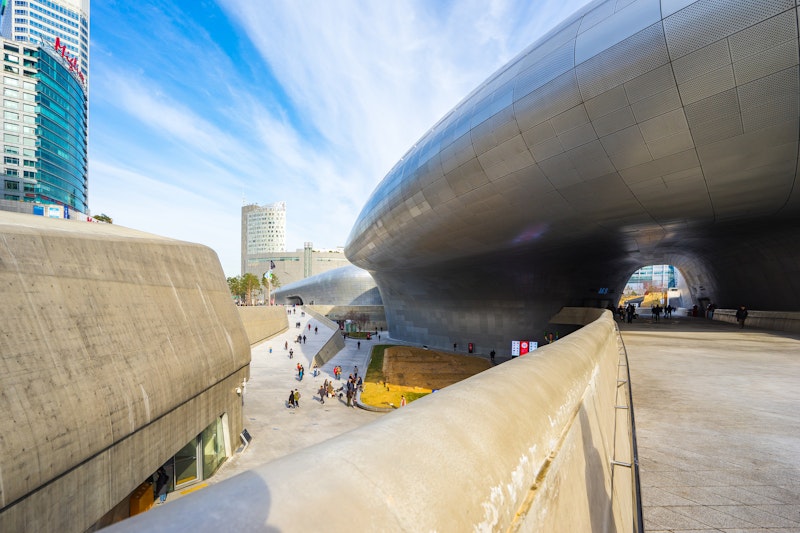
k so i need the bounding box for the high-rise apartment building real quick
[0,0,89,215]
[241,201,286,273]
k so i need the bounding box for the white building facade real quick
[241,201,286,273]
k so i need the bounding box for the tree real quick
[94,213,113,223]
[241,273,260,306]
[227,276,245,303]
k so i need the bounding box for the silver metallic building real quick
[272,265,382,306]
[345,0,800,352]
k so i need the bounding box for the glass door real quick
[173,438,200,487]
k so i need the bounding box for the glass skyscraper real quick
[0,0,89,214]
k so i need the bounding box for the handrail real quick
[613,323,645,533]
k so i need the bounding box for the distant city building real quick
[241,201,287,271]
[0,0,89,215]
[243,241,352,292]
[625,265,677,293]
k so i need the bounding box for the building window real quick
[3,65,18,74]
[4,100,18,109]
[3,111,18,120]
[4,156,19,165]
[23,159,34,167]
[23,183,34,192]
[4,145,18,154]
[5,180,19,189]
[4,194,20,200]
[3,75,18,86]
[3,88,19,97]
[4,123,19,132]
[3,133,19,142]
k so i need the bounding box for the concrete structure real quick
[0,211,250,531]
[345,0,800,353]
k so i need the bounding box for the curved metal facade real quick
[272,265,383,306]
[346,0,800,351]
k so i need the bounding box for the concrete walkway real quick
[620,314,800,532]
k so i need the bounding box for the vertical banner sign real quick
[511,340,539,357]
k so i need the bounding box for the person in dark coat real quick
[155,467,170,504]
[735,305,748,328]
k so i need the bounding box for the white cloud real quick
[90,0,592,276]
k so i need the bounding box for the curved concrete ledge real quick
[712,308,800,334]
[110,310,632,531]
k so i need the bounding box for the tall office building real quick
[241,201,287,274]
[0,0,89,215]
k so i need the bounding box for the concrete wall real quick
[0,212,251,532]
[109,310,636,531]
[236,306,289,345]
[712,309,800,334]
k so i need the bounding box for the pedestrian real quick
[377,333,381,340]
[314,326,318,334]
[356,376,363,391]
[626,303,635,323]
[285,341,288,350]
[318,385,326,404]
[308,323,311,331]
[269,346,272,354]
[288,389,295,408]
[490,349,496,363]
[400,395,407,407]
[294,389,301,407]
[453,343,457,351]
[289,348,293,359]
[354,365,358,378]
[303,334,307,344]
[155,467,170,504]
[735,305,748,328]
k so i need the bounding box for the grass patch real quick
[360,345,430,408]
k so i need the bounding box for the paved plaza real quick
[167,308,800,532]
[620,314,800,532]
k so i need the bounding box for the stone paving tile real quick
[664,485,742,506]
[710,504,800,528]
[641,486,702,507]
[669,505,757,529]
[705,484,786,506]
[751,504,800,522]
[644,505,712,530]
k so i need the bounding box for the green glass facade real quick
[35,46,87,212]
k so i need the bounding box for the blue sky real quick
[89,0,591,277]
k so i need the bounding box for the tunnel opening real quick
[618,264,687,312]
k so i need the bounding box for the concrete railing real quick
[110,308,635,532]
[712,308,800,334]
[304,306,346,368]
